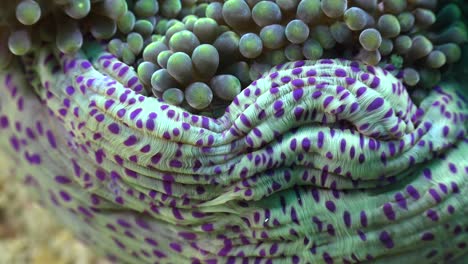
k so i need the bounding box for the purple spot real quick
[343,211,351,227]
[128,76,138,87]
[421,232,434,241]
[273,100,283,111]
[360,211,368,227]
[394,193,407,209]
[269,243,278,255]
[78,206,93,218]
[367,97,384,111]
[151,153,162,164]
[55,175,72,184]
[146,119,155,130]
[312,91,322,99]
[293,89,304,101]
[290,139,297,150]
[345,77,356,85]
[240,114,251,127]
[281,76,291,83]
[426,209,439,221]
[292,67,302,75]
[442,125,450,137]
[302,138,311,151]
[145,237,158,247]
[335,68,346,77]
[96,169,106,181]
[370,77,380,88]
[406,185,420,200]
[383,203,396,221]
[107,87,116,95]
[153,250,166,258]
[108,123,120,134]
[340,139,346,153]
[167,110,176,118]
[130,108,142,120]
[322,252,333,264]
[323,96,333,108]
[118,66,129,77]
[66,86,75,95]
[113,62,122,70]
[357,230,366,241]
[25,152,41,164]
[429,188,442,203]
[59,191,71,202]
[104,99,115,110]
[294,60,305,67]
[448,163,457,173]
[169,159,183,168]
[325,200,336,213]
[358,154,365,163]
[317,131,324,148]
[439,183,448,194]
[86,78,95,87]
[306,69,317,76]
[117,219,132,228]
[292,79,304,87]
[379,231,394,248]
[202,223,214,232]
[95,114,105,122]
[81,61,91,69]
[447,205,455,214]
[356,87,366,97]
[119,93,128,103]
[117,109,126,118]
[124,135,138,146]
[179,232,197,240]
[350,102,359,113]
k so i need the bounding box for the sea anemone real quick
[0,0,467,263]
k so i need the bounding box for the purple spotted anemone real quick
[1,0,468,263]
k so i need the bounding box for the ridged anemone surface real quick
[0,0,468,263]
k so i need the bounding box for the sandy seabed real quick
[0,158,109,264]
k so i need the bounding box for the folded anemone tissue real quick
[0,0,467,263]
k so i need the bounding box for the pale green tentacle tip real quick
[239,33,263,59]
[359,28,382,52]
[16,0,41,26]
[162,88,184,106]
[96,0,128,20]
[192,44,219,79]
[210,74,241,101]
[185,82,213,110]
[134,0,159,18]
[285,20,309,44]
[64,0,91,20]
[127,32,144,55]
[8,30,32,56]
[137,61,159,87]
[321,0,347,18]
[167,51,193,84]
[344,7,369,31]
[160,0,182,18]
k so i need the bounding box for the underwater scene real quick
[0,0,467,263]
